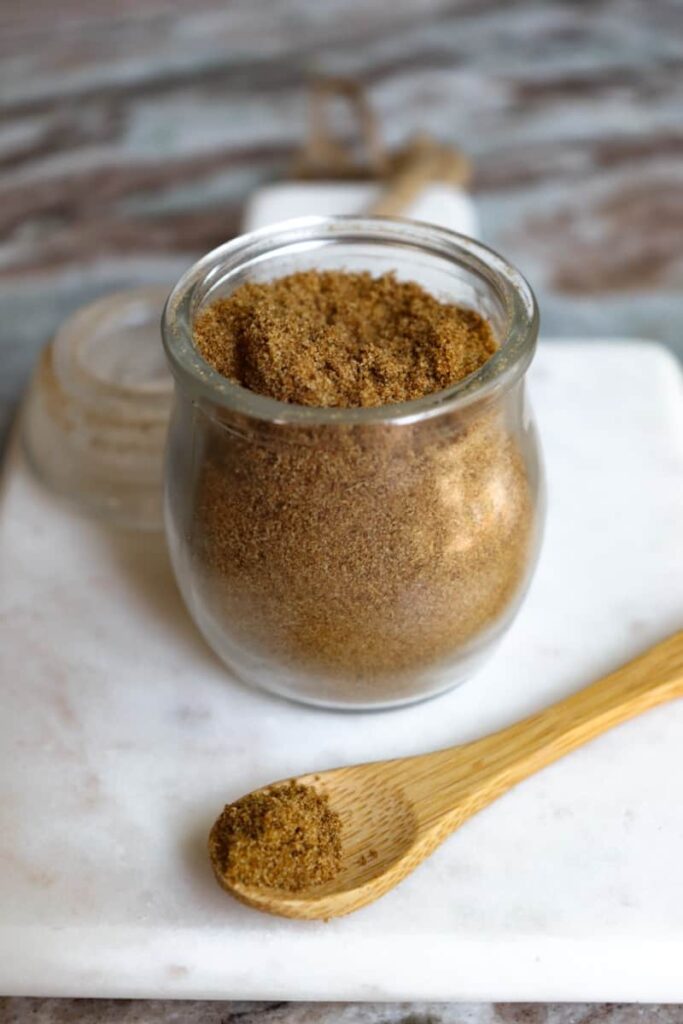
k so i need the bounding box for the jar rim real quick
[161,215,538,425]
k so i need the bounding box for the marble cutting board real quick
[1,341,682,1001]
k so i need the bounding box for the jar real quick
[162,217,544,709]
[22,287,173,530]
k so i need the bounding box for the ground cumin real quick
[209,782,342,891]
[194,270,497,407]
[187,270,534,705]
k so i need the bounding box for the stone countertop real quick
[1,0,682,1019]
[2,1006,683,1024]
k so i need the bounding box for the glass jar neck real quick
[162,216,538,426]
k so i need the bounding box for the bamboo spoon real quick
[211,630,683,920]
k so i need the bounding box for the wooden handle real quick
[368,140,444,216]
[292,77,388,180]
[368,134,472,217]
[413,630,683,826]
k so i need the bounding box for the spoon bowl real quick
[210,631,683,920]
[211,763,419,919]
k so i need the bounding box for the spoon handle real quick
[419,630,683,825]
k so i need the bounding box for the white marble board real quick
[1,342,682,1001]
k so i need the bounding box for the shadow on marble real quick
[177,808,251,920]
[101,527,212,663]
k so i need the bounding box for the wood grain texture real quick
[213,631,683,920]
[1,0,683,447]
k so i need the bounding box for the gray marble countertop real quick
[1,0,682,1018]
[2,1005,683,1024]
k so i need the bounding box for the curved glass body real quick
[162,217,545,709]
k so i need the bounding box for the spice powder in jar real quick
[190,270,533,704]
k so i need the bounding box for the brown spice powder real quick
[194,270,497,407]
[209,782,342,891]
[187,270,534,704]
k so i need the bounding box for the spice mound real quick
[194,270,497,407]
[209,781,343,892]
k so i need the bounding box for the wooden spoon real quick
[211,630,683,920]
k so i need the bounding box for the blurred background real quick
[1,0,682,444]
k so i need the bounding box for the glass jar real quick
[22,287,173,530]
[162,217,544,709]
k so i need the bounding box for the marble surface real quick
[1,344,682,1003]
[2,1005,683,1024]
